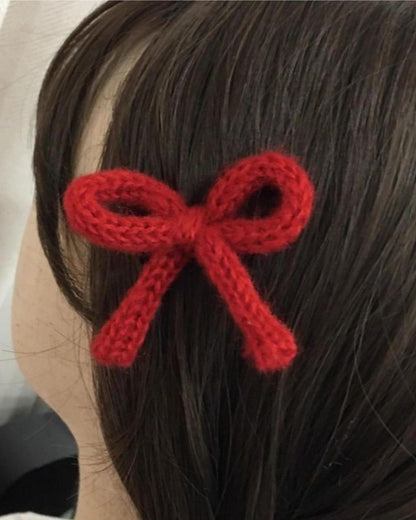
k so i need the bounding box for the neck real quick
[74,443,139,520]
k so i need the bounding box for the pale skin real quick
[11,51,142,520]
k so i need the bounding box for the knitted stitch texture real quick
[63,150,315,372]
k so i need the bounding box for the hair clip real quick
[63,150,315,372]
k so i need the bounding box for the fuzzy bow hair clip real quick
[63,150,315,373]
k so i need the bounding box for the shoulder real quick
[0,514,61,520]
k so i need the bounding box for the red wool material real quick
[63,150,315,372]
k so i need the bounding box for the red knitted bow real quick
[63,150,314,372]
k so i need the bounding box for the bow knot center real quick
[177,205,206,247]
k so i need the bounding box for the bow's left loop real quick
[63,169,187,253]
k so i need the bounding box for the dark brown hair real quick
[33,2,416,519]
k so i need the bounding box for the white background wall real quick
[0,0,101,425]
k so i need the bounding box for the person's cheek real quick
[11,202,94,436]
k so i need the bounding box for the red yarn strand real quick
[195,228,297,372]
[91,248,189,367]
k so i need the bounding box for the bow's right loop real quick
[204,150,315,254]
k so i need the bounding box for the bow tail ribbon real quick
[195,229,297,372]
[91,248,190,367]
